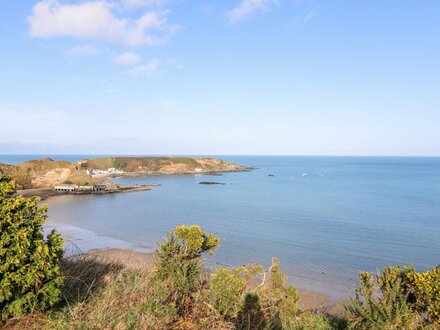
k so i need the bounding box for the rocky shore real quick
[18,184,159,200]
[1,156,254,190]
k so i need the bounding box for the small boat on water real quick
[301,173,308,177]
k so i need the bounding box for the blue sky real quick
[1,0,439,155]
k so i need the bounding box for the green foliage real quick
[405,265,440,326]
[290,312,347,330]
[0,174,64,321]
[210,264,265,320]
[144,225,220,322]
[257,257,300,329]
[210,258,300,329]
[210,267,246,318]
[344,266,420,329]
[236,292,267,329]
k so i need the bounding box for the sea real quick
[2,155,439,300]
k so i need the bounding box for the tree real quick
[0,174,64,321]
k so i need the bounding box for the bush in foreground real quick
[406,265,440,326]
[0,174,64,321]
[143,225,220,324]
[344,265,440,329]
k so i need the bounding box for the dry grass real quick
[2,253,345,330]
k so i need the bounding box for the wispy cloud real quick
[28,0,179,47]
[130,58,160,77]
[66,45,99,57]
[114,52,142,65]
[123,0,169,8]
[228,0,279,24]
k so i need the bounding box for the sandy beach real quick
[85,247,337,312]
[41,187,347,313]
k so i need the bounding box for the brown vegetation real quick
[79,156,250,174]
[0,158,99,189]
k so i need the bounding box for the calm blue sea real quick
[2,155,440,299]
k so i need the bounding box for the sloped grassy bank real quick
[4,227,345,330]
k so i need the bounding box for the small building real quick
[95,184,107,191]
[54,184,78,192]
[78,185,95,191]
[194,168,203,172]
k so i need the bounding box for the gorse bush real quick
[344,266,418,330]
[210,258,301,329]
[210,267,247,318]
[142,225,304,329]
[0,174,64,321]
[406,265,440,326]
[210,264,264,319]
[258,257,300,329]
[236,292,267,329]
[344,265,440,329]
[144,225,220,323]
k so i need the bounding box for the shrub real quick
[143,225,220,322]
[210,264,264,319]
[256,257,300,329]
[236,292,267,330]
[344,266,420,329]
[0,174,64,321]
[210,267,247,318]
[405,265,440,326]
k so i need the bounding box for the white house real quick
[54,184,78,192]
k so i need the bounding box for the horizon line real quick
[1,153,439,158]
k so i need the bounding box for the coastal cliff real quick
[0,157,252,189]
[0,158,100,189]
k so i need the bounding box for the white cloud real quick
[66,45,99,57]
[114,52,142,65]
[123,0,168,8]
[28,0,179,46]
[228,0,278,24]
[130,58,160,76]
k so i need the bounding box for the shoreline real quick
[18,183,157,200]
[90,167,256,179]
[15,167,255,200]
[85,247,339,312]
[43,218,342,312]
[43,203,347,311]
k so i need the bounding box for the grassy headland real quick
[0,157,252,190]
[78,156,252,175]
[0,158,99,189]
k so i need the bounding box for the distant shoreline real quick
[18,183,156,200]
[1,156,255,191]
